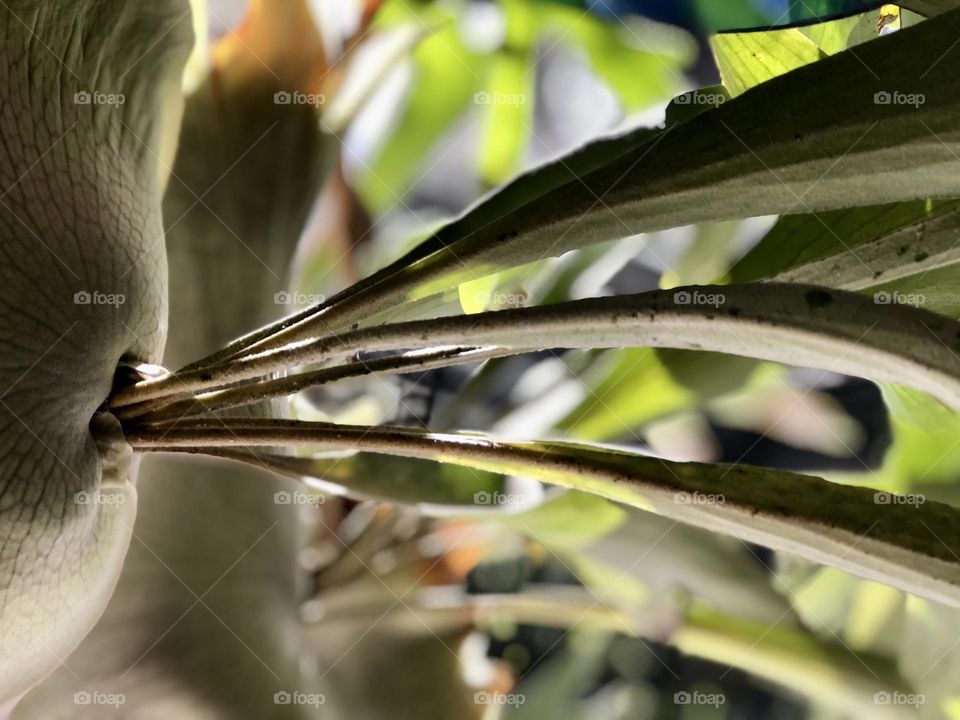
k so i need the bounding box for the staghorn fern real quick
[6,1,960,719]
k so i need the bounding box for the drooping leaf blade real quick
[204,9,960,363]
[129,418,960,610]
[120,284,960,416]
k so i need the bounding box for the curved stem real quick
[172,9,960,380]
[127,418,960,610]
[117,346,504,422]
[112,284,960,412]
[312,584,641,636]
[176,301,322,373]
[310,584,911,719]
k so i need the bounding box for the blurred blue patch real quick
[551,0,888,32]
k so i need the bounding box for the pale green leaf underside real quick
[121,278,960,609]
[224,8,960,359]
[734,198,960,316]
[129,418,960,610]
[122,284,960,418]
[769,209,960,303]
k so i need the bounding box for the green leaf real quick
[736,203,960,493]
[566,12,695,111]
[799,10,880,53]
[559,348,762,441]
[368,6,960,304]
[457,272,503,314]
[672,607,912,720]
[128,284,960,417]
[786,568,906,653]
[357,24,483,213]
[497,491,628,548]
[711,28,824,98]
[475,51,535,186]
[733,198,958,280]
[711,10,889,99]
[863,385,960,490]
[579,508,796,623]
[249,451,508,507]
[132,418,960,609]
[731,198,960,318]
[661,220,742,287]
[898,598,960,718]
[215,9,960,360]
[664,84,732,126]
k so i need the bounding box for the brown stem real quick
[127,418,960,611]
[117,345,501,422]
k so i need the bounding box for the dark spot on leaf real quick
[915,251,929,262]
[804,289,832,308]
